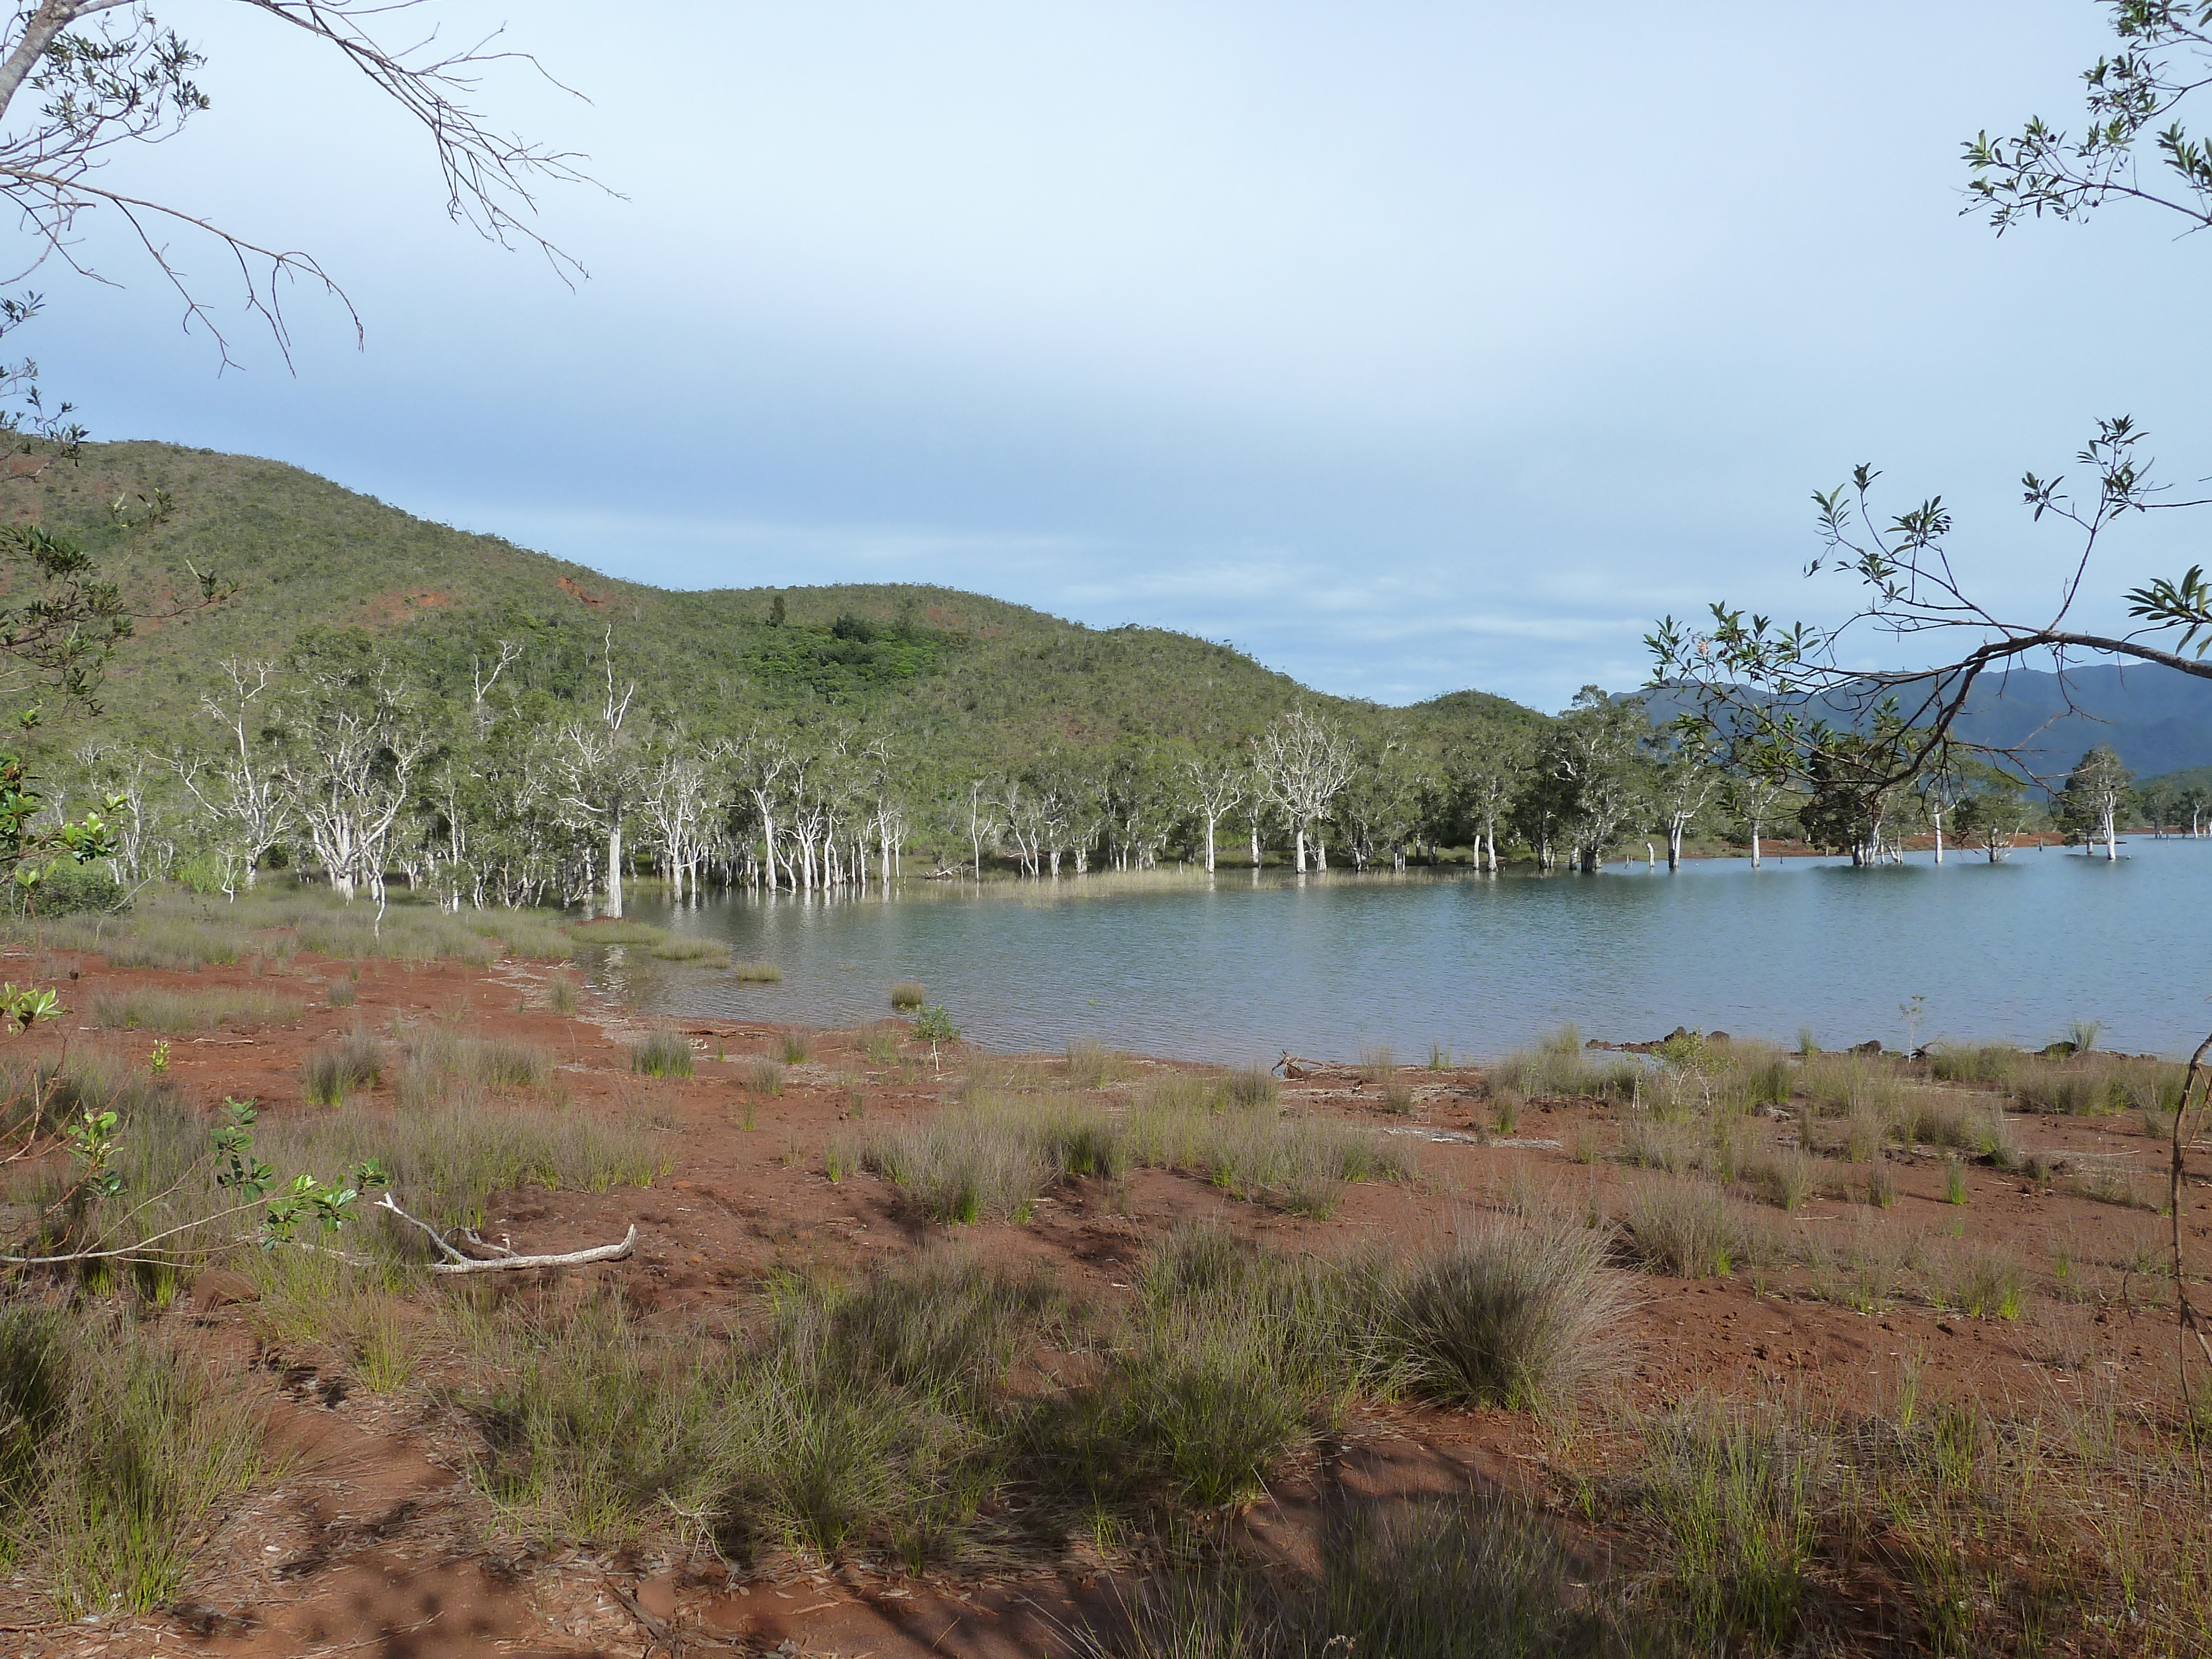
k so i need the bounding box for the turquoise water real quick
[628,839,2212,1063]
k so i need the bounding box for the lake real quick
[625,838,2212,1063]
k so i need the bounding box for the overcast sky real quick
[44,2,2212,713]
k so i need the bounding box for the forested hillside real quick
[24,442,1540,768]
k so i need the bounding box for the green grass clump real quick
[739,1056,786,1095]
[569,919,667,947]
[1394,1220,1626,1412]
[471,1254,1067,1562]
[732,957,781,982]
[864,1102,1059,1224]
[90,987,302,1031]
[650,935,729,965]
[1799,1052,1903,1118]
[0,1308,262,1619]
[1055,1226,1395,1510]
[393,1029,554,1105]
[629,1029,695,1078]
[547,972,582,1014]
[889,980,927,1011]
[304,1027,385,1105]
[1099,1495,1647,1659]
[325,979,356,1008]
[1926,1044,2018,1087]
[781,1030,812,1065]
[1125,1093,1413,1218]
[1636,1404,1817,1652]
[1927,1247,2026,1319]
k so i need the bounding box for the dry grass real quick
[90,987,304,1031]
[1622,1178,1775,1280]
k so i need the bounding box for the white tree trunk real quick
[1750,824,1761,869]
[606,825,624,918]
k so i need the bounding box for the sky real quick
[38,2,2212,714]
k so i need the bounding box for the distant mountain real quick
[1646,662,2212,782]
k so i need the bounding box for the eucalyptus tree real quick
[554,638,640,917]
[637,729,722,900]
[1647,727,1722,871]
[1542,687,1646,873]
[1721,770,1791,869]
[732,727,797,890]
[274,649,430,905]
[1953,770,2030,862]
[1181,752,1245,875]
[1253,707,1354,873]
[1452,732,1530,874]
[1335,736,1420,873]
[2055,743,2135,859]
[170,659,291,889]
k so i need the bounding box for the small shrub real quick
[326,980,356,1009]
[1358,1044,1396,1085]
[1866,1164,1896,1208]
[860,1026,901,1066]
[889,980,927,1011]
[547,973,581,1015]
[1395,1220,1626,1412]
[739,1056,786,1095]
[782,1030,812,1065]
[630,1029,695,1079]
[1380,1078,1417,1115]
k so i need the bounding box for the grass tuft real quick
[629,1028,695,1079]
[1395,1219,1627,1412]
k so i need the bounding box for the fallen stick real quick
[376,1192,637,1274]
[424,1225,637,1276]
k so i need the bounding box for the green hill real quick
[20,442,1543,768]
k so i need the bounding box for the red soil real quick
[0,943,2198,1657]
